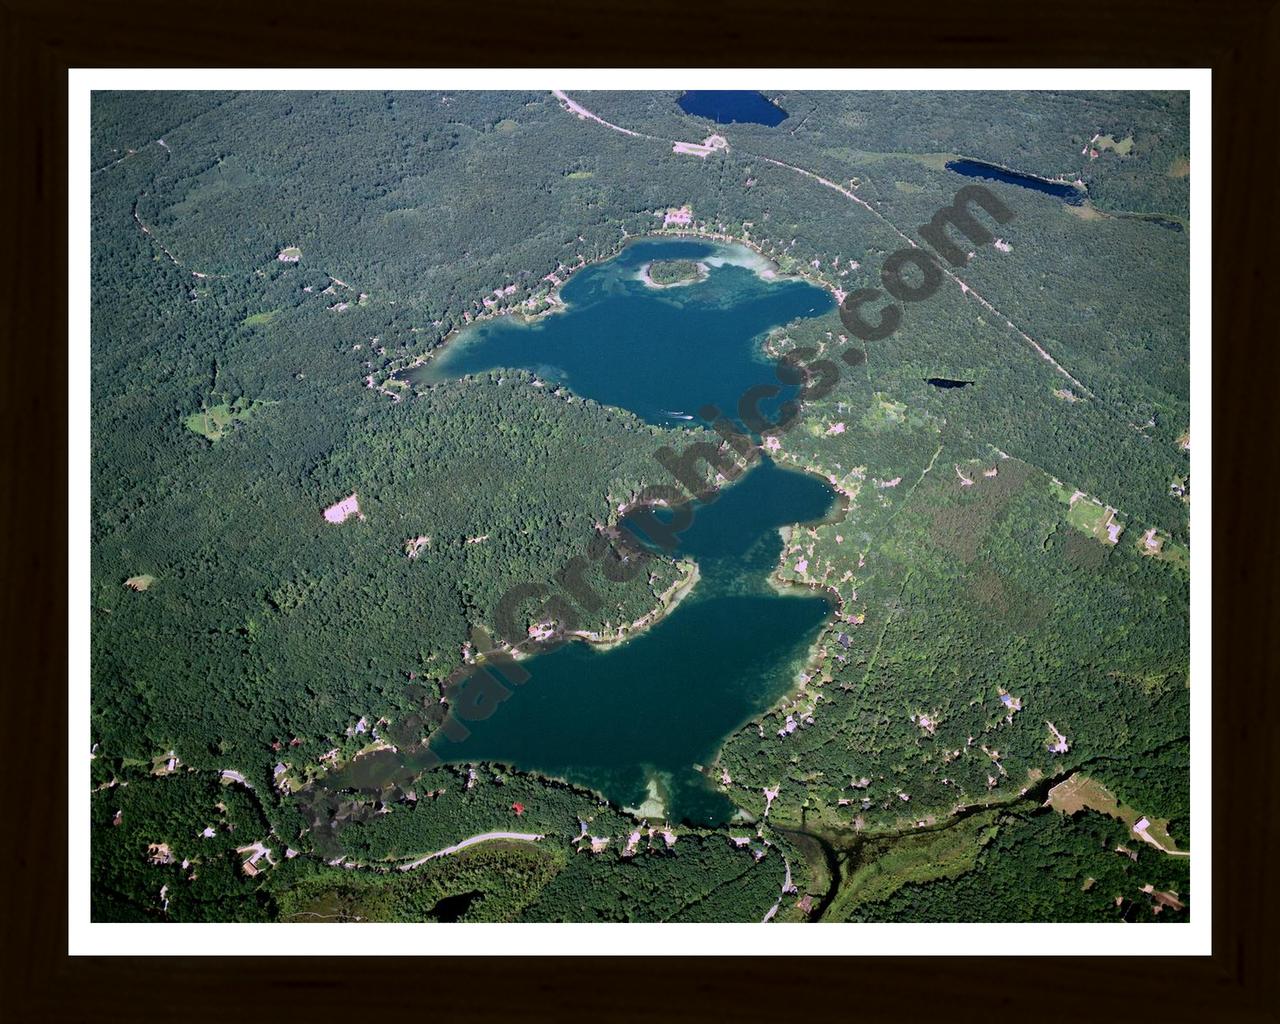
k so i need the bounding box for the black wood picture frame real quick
[2,1,1275,1018]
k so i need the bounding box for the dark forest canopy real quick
[90,89,1190,923]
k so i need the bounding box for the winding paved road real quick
[551,90,1097,399]
[396,831,545,872]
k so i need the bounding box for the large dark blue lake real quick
[677,90,789,126]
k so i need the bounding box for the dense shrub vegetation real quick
[90,89,1190,922]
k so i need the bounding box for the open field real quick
[1066,496,1124,545]
[1095,133,1135,156]
[825,811,1002,920]
[183,397,268,442]
[1046,774,1186,855]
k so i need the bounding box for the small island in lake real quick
[641,258,708,288]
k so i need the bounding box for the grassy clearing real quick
[1065,496,1123,545]
[183,397,268,443]
[123,574,156,592]
[861,393,908,431]
[1066,202,1108,222]
[1046,774,1184,854]
[1048,478,1075,503]
[1167,157,1190,179]
[822,147,957,172]
[242,309,280,327]
[1047,774,1117,815]
[827,810,1002,919]
[1095,133,1135,156]
[565,170,594,180]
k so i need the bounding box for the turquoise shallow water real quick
[412,240,841,824]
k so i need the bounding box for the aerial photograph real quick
[88,87,1192,925]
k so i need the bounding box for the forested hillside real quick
[90,89,1190,923]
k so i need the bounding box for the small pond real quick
[677,91,788,126]
[946,158,1086,205]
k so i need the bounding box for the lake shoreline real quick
[948,153,1087,191]
[704,459,854,816]
[387,230,831,390]
[565,559,701,651]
